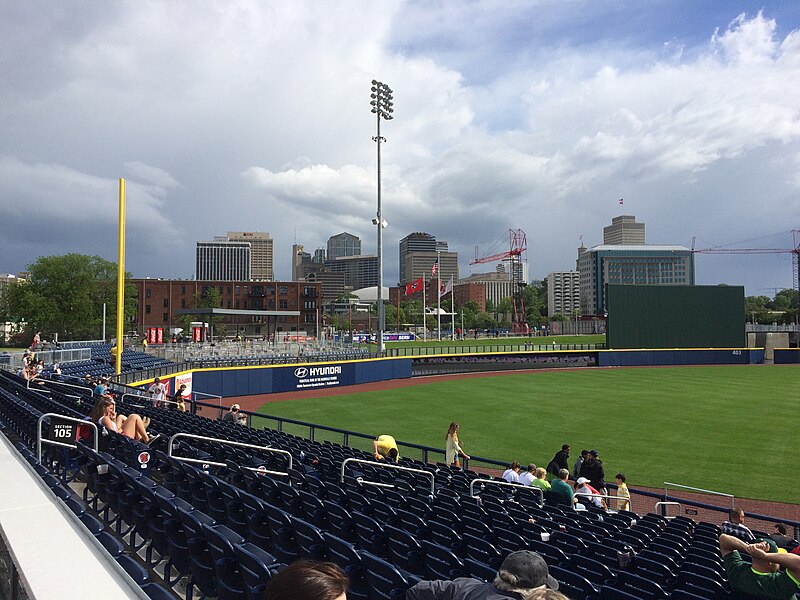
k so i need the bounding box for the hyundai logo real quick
[294,367,308,378]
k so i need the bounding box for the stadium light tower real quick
[370,79,393,353]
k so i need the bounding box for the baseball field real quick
[252,364,799,505]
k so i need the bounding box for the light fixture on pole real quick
[370,79,393,353]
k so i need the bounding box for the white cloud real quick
[1,4,798,293]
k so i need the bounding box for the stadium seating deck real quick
[0,368,771,599]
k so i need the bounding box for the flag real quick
[404,277,423,296]
[618,198,624,205]
[439,276,453,299]
[431,261,439,277]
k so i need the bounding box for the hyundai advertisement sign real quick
[352,333,415,343]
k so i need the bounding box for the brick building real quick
[131,278,320,338]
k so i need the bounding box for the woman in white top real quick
[90,398,155,444]
[445,422,470,467]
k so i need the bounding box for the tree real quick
[180,287,224,337]
[4,254,136,343]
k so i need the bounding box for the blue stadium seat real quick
[359,550,420,600]
[421,540,467,580]
[464,557,496,582]
[549,564,600,600]
[202,523,247,600]
[322,532,369,600]
[291,517,327,560]
[233,542,282,600]
[116,554,150,586]
[384,525,425,577]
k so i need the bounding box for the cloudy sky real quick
[2,1,799,296]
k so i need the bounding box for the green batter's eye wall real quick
[606,284,745,349]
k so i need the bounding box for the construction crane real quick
[691,229,800,295]
[471,229,529,334]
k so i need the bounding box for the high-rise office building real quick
[313,248,326,264]
[398,232,458,285]
[226,231,274,280]
[547,271,581,316]
[577,244,694,315]
[196,240,251,280]
[327,255,379,290]
[603,216,645,245]
[292,244,312,281]
[327,233,361,261]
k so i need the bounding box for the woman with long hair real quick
[445,422,470,468]
[90,397,157,444]
[263,560,349,600]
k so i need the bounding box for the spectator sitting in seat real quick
[502,461,522,483]
[722,508,756,542]
[373,434,399,462]
[530,467,551,492]
[518,463,537,486]
[90,397,158,444]
[575,477,605,509]
[223,403,247,425]
[769,524,798,551]
[264,559,348,600]
[548,469,574,507]
[720,534,800,599]
[406,550,559,599]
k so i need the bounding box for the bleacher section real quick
[57,343,176,378]
[0,369,760,599]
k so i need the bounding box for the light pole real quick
[370,79,393,353]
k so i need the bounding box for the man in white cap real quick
[405,550,559,599]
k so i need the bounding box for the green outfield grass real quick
[253,365,799,504]
[385,334,605,349]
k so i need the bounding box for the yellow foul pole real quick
[115,178,126,375]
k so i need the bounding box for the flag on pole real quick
[618,198,624,205]
[404,277,423,296]
[439,276,453,299]
[431,261,439,277]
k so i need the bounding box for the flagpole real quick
[422,272,427,342]
[450,277,455,340]
[437,251,441,341]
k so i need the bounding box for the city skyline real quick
[2,3,799,295]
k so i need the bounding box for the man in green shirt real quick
[720,534,800,599]
[548,468,574,507]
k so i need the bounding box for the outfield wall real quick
[129,348,764,398]
[597,348,764,367]
[131,357,412,398]
[774,348,800,364]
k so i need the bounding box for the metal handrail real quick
[469,478,544,504]
[664,481,734,510]
[340,458,436,496]
[37,413,98,463]
[655,501,682,518]
[575,492,634,512]
[167,432,292,474]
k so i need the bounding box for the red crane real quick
[471,229,530,334]
[691,230,800,294]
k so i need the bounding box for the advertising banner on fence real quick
[175,372,193,396]
[352,333,415,343]
[281,364,355,391]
